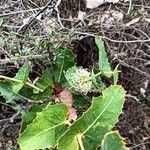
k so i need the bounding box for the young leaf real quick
[18,104,68,150]
[101,131,129,150]
[95,36,112,78]
[13,62,31,93]
[58,85,125,150]
[53,48,75,83]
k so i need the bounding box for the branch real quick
[17,0,58,35]
[0,7,44,17]
[73,31,150,43]
[0,111,21,124]
[0,54,49,65]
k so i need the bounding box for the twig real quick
[73,31,150,43]
[126,94,139,101]
[116,57,150,79]
[0,111,21,124]
[0,54,49,65]
[118,2,150,9]
[27,99,52,104]
[0,101,13,108]
[0,75,43,92]
[0,7,44,17]
[17,0,57,34]
[127,0,132,14]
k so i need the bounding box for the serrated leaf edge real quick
[58,85,125,150]
[101,130,130,150]
[18,103,68,150]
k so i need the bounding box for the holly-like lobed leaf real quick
[13,62,31,93]
[18,104,68,150]
[58,85,125,150]
[53,48,75,83]
[95,36,112,78]
[101,131,129,150]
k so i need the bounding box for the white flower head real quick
[66,67,93,94]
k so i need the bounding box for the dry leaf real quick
[86,0,129,9]
[68,107,77,121]
[57,89,73,107]
[145,18,150,23]
[78,11,86,21]
[100,10,123,28]
[125,17,140,26]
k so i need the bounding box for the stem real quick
[94,72,101,77]
[0,75,43,92]
[77,134,85,150]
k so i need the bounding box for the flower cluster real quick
[70,67,93,94]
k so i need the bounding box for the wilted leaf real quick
[68,107,77,121]
[56,89,73,107]
[95,36,112,78]
[101,131,129,150]
[13,62,31,93]
[18,104,68,150]
[58,85,125,150]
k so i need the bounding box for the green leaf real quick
[101,131,129,150]
[113,65,120,85]
[32,68,53,100]
[18,104,68,150]
[21,103,47,133]
[0,80,21,103]
[65,66,77,88]
[73,95,89,109]
[58,85,125,150]
[35,68,53,91]
[91,69,106,91]
[13,62,31,93]
[53,48,75,83]
[95,36,112,78]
